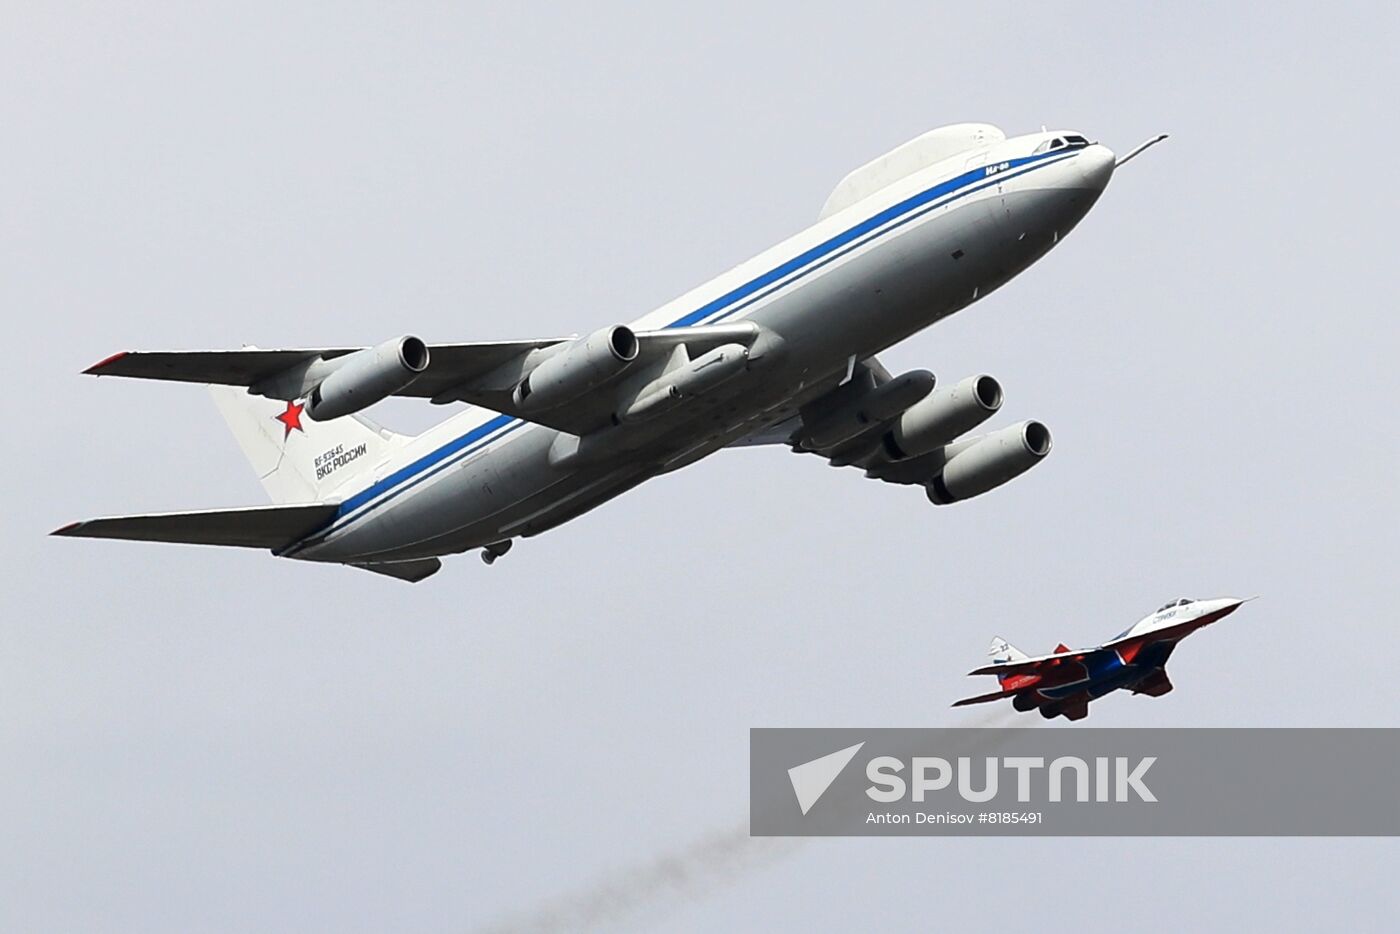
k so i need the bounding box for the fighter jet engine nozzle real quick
[884,374,1003,461]
[925,419,1051,505]
[513,325,639,411]
[305,335,430,421]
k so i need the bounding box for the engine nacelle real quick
[618,343,750,423]
[884,374,1003,461]
[513,325,639,411]
[305,335,429,421]
[925,420,1052,505]
[1013,692,1039,712]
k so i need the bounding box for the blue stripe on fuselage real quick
[666,151,1072,327]
[293,148,1080,550]
[1039,650,1136,700]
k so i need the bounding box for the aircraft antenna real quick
[1115,133,1169,168]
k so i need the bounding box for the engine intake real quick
[514,325,638,411]
[926,420,1052,505]
[884,374,1002,461]
[305,335,429,421]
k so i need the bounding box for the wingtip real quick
[83,351,129,375]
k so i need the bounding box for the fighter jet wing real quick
[85,323,761,435]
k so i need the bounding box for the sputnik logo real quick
[274,399,306,440]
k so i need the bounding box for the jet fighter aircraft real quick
[954,597,1249,720]
[56,124,1166,581]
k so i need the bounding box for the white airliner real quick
[57,124,1165,581]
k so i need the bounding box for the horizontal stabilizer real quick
[952,688,1017,707]
[52,503,337,549]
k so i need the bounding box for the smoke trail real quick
[476,823,798,934]
[480,714,1032,931]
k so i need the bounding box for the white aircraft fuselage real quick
[63,124,1165,579]
[280,129,1118,566]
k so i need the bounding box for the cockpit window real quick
[1157,598,1195,612]
[1035,135,1091,156]
[1036,133,1097,155]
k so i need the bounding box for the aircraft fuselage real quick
[286,131,1117,565]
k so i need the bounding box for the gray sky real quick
[3,2,1398,931]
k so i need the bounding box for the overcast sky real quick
[3,2,1398,931]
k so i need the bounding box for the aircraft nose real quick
[1077,144,1116,191]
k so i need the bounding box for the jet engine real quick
[513,325,639,411]
[305,335,430,421]
[925,420,1052,505]
[883,374,1003,461]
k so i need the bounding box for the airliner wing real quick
[729,414,803,447]
[727,357,893,452]
[430,324,764,432]
[85,324,760,434]
[84,341,566,395]
[740,357,956,481]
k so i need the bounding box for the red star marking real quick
[274,399,306,439]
